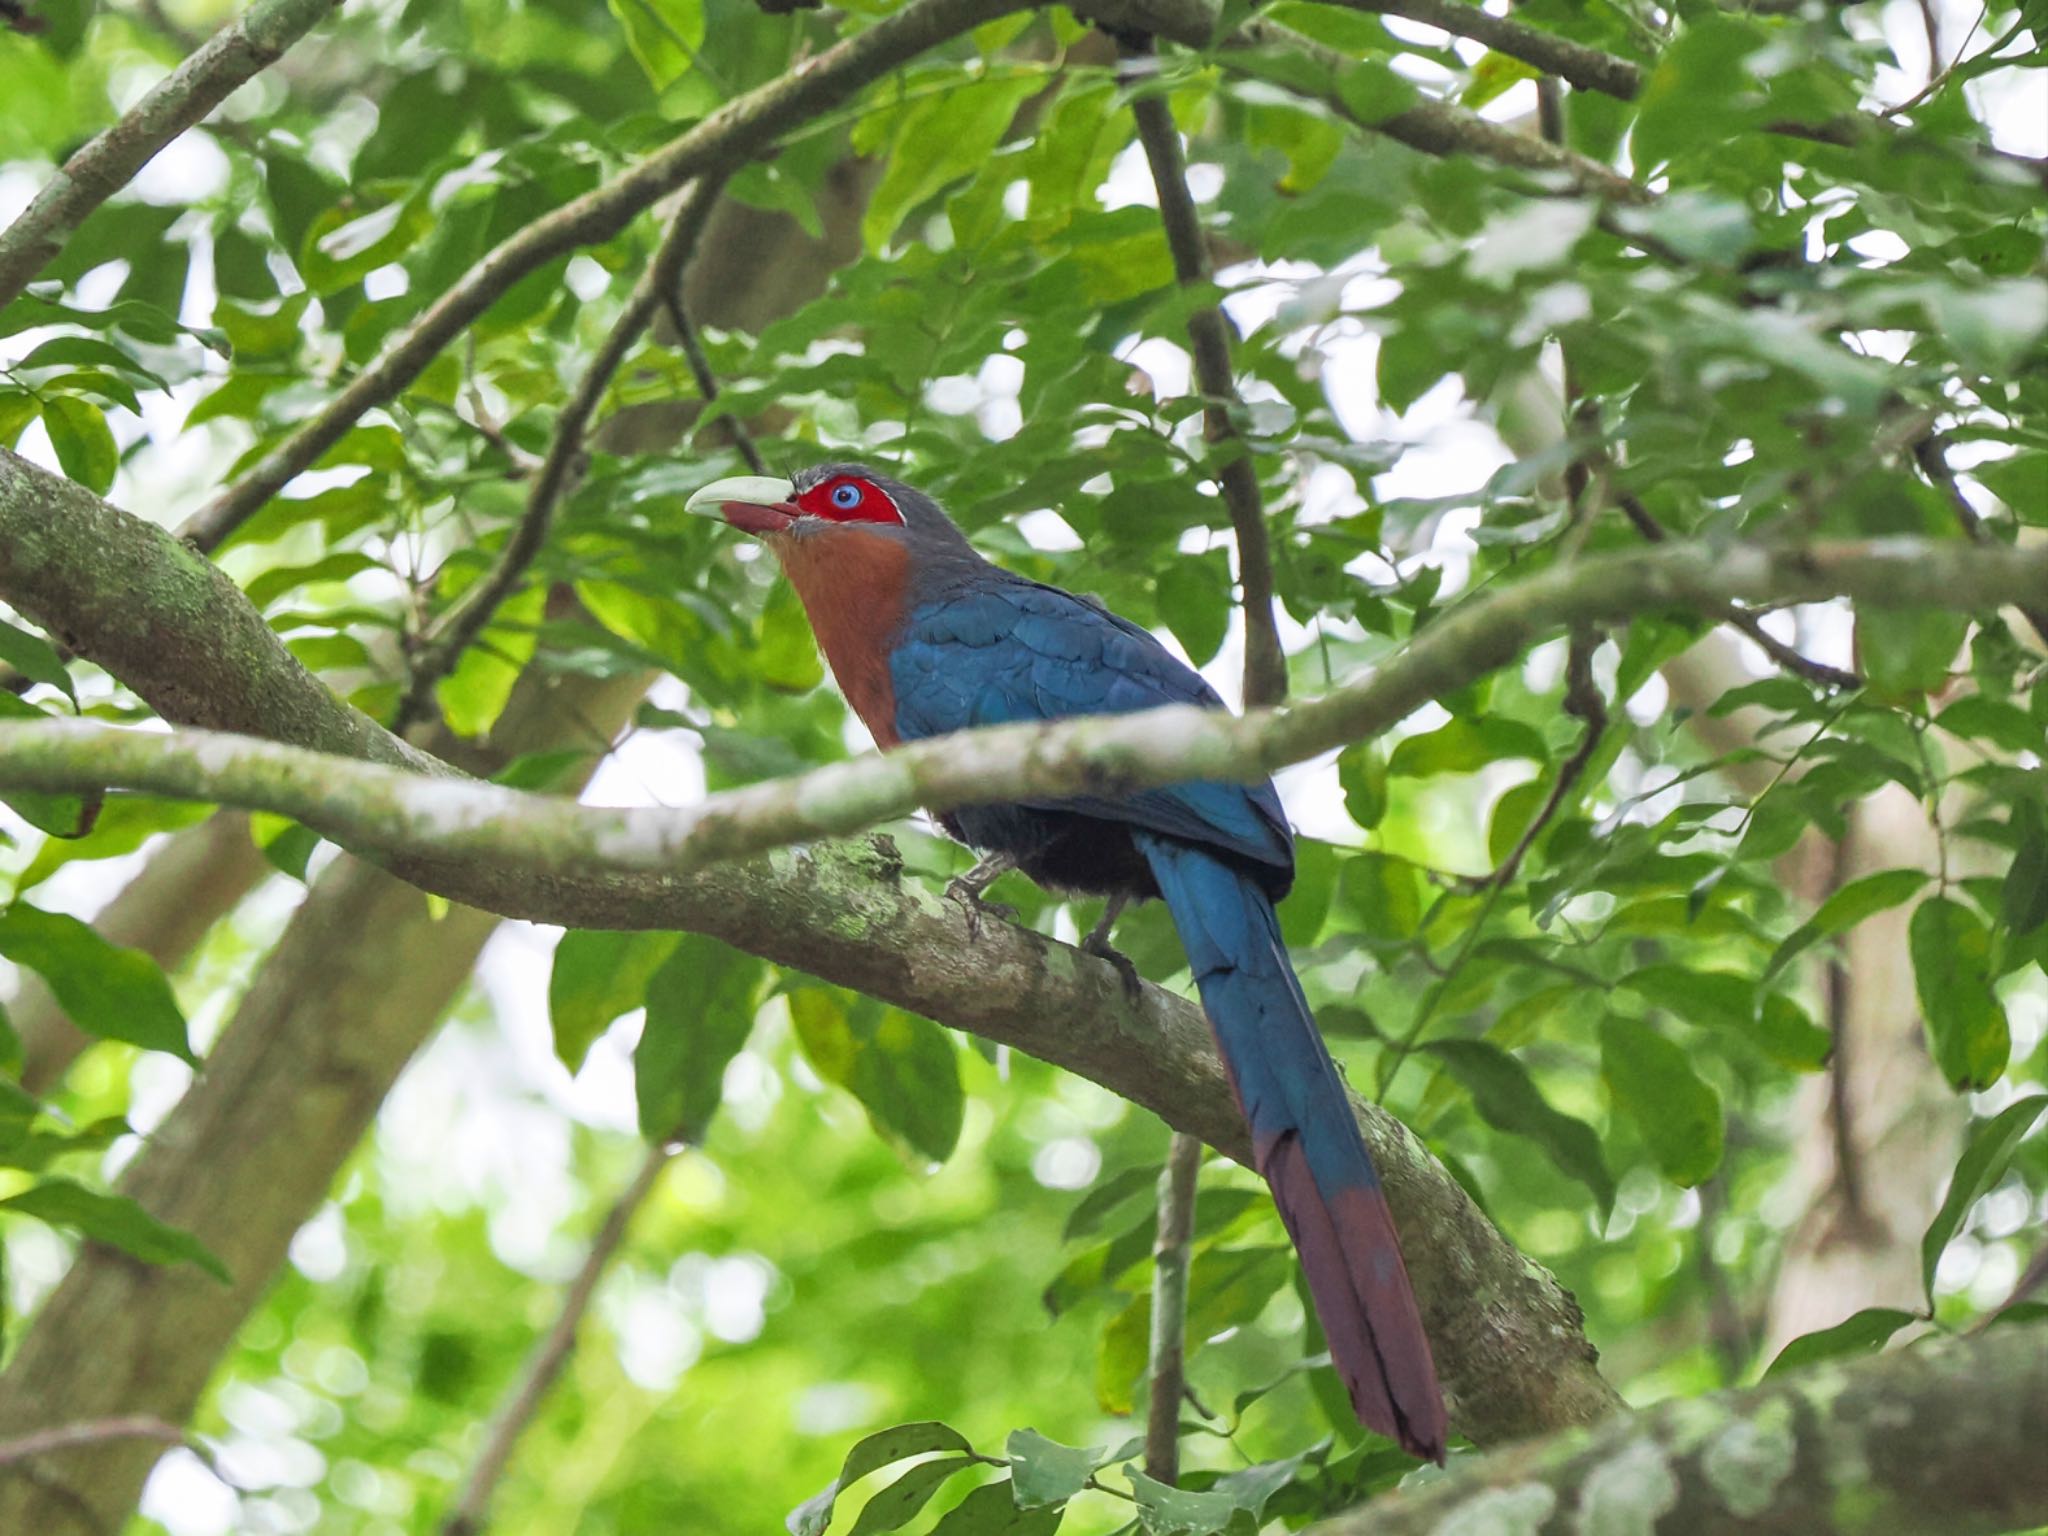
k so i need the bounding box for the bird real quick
[685,462,1448,1460]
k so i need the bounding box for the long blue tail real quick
[1137,832,1446,1460]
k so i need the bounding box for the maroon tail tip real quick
[1264,1135,1448,1462]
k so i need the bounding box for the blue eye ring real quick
[830,482,862,510]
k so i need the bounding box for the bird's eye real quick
[830,482,862,510]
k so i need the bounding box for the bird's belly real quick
[940,803,1159,899]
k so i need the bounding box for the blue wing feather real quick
[890,577,1292,878]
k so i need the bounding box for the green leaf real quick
[1386,716,1547,777]
[1125,1469,1242,1536]
[18,797,214,891]
[1936,697,2045,756]
[0,1177,229,1281]
[1920,1095,2048,1305]
[849,1457,977,1536]
[634,935,762,1143]
[438,584,546,736]
[1338,851,1422,940]
[1619,965,1827,1070]
[1155,554,1231,668]
[9,334,169,389]
[608,0,705,89]
[0,902,192,1061]
[548,930,681,1072]
[788,988,965,1163]
[1422,1038,1613,1217]
[43,395,119,495]
[1336,740,1388,831]
[1007,1428,1111,1507]
[1599,1015,1723,1186]
[788,1422,975,1536]
[927,1481,1063,1535]
[1062,1164,1161,1243]
[2003,798,2048,938]
[863,76,1041,251]
[1907,897,2009,1090]
[1860,610,1968,700]
[1462,49,1540,110]
[0,615,75,703]
[1763,1307,1918,1378]
[1485,777,1547,868]
[1766,868,1930,978]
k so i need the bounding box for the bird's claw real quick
[946,879,1017,940]
[1082,930,1145,1002]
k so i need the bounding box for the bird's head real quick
[685,462,975,556]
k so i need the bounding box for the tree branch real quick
[1120,41,1288,710]
[1316,1321,2048,1536]
[1613,490,1861,691]
[0,1417,192,1468]
[1075,0,1646,204]
[1911,432,2048,646]
[3,541,2041,887]
[1143,1133,1204,1484]
[394,176,730,733]
[0,0,343,309]
[177,0,1038,551]
[1318,0,1644,100]
[660,296,767,476]
[0,443,1619,1450]
[442,1141,676,1536]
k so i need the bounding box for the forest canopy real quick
[0,0,2045,1532]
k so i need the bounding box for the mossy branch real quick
[1320,1320,2048,1536]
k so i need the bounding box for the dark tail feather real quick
[1135,832,1447,1462]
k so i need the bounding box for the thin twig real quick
[659,291,767,476]
[1144,1132,1204,1485]
[394,177,728,733]
[1614,490,1861,690]
[1120,38,1288,709]
[0,1417,192,1468]
[1911,431,2048,646]
[442,1140,677,1536]
[1323,0,1643,100]
[0,0,342,308]
[1476,627,1604,891]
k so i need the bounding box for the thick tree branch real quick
[1121,43,1289,710]
[395,176,730,732]
[1317,1321,2048,1536]
[178,0,1037,551]
[0,0,343,309]
[2,547,2040,885]
[0,444,1618,1450]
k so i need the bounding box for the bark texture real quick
[1316,1320,2048,1536]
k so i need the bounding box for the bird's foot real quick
[946,853,1018,941]
[1081,897,1143,1002]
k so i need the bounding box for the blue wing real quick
[889,577,1293,878]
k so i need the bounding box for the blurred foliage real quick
[2,0,2047,1531]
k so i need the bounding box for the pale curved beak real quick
[685,475,800,536]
